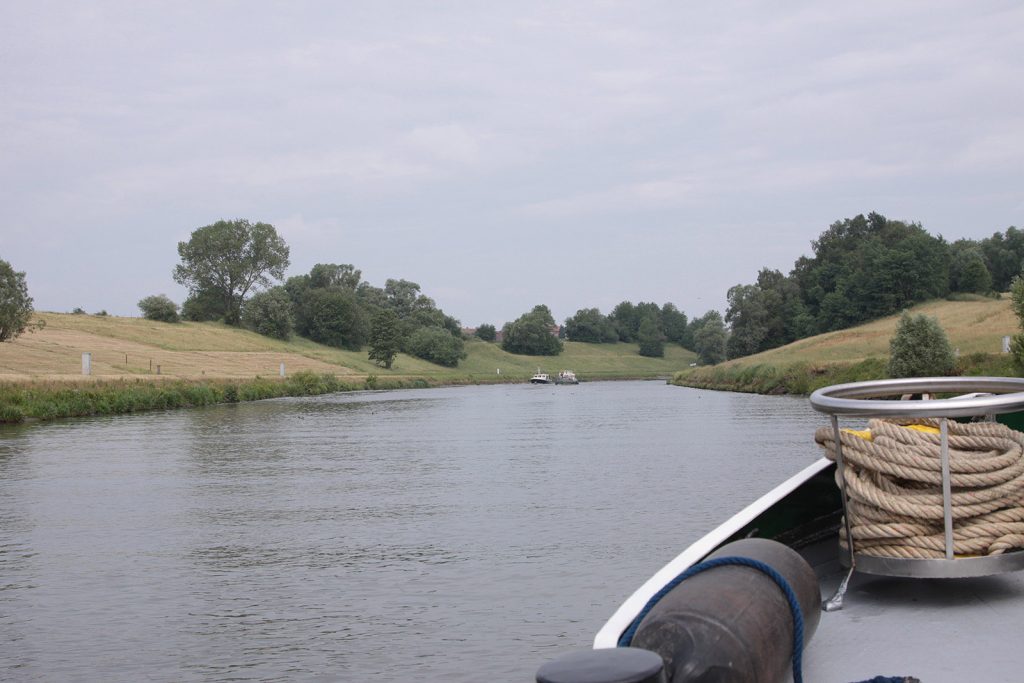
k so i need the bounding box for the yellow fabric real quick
[904,424,941,435]
[842,423,940,442]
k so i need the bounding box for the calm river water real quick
[0,380,826,681]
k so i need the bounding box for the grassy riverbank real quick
[0,312,697,422]
[673,296,1019,394]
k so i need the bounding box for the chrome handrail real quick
[810,376,1024,418]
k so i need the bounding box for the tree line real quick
[141,219,466,369]
[722,212,1024,362]
[7,212,1022,371]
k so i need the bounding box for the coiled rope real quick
[815,418,1024,558]
[617,555,805,683]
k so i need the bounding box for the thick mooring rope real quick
[815,419,1024,559]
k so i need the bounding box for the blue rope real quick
[617,555,805,683]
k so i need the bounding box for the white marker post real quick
[280,362,286,377]
[82,352,91,376]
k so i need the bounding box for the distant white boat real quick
[530,370,552,384]
[555,370,579,385]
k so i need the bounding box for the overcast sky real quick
[2,2,1022,327]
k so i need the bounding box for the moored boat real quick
[554,370,579,385]
[537,377,1024,683]
[530,370,552,384]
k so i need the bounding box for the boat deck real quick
[800,541,1024,682]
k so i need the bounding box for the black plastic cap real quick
[536,647,666,683]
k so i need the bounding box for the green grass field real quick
[3,296,1017,422]
[674,295,1019,394]
[0,312,697,382]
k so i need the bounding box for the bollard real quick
[82,352,91,376]
[280,362,286,377]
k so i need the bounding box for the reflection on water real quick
[0,381,825,681]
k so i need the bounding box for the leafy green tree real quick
[725,283,769,359]
[754,268,810,347]
[661,303,689,347]
[181,288,227,321]
[693,310,727,365]
[980,226,1024,291]
[792,212,949,333]
[406,325,466,367]
[948,240,992,294]
[137,294,180,323]
[502,305,563,356]
[564,308,617,343]
[368,309,402,368]
[172,219,290,325]
[356,281,389,312]
[609,301,639,342]
[475,323,497,341]
[0,258,40,342]
[637,315,665,357]
[887,312,955,378]
[241,287,294,340]
[295,288,368,350]
[1010,276,1024,372]
[309,263,361,291]
[384,279,425,319]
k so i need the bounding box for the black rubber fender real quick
[630,538,821,683]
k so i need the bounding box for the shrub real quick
[637,316,665,357]
[0,258,36,342]
[180,289,224,322]
[241,287,294,340]
[501,305,563,356]
[475,323,497,342]
[887,312,955,378]
[407,326,466,367]
[138,294,180,323]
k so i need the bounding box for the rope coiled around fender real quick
[815,418,1024,559]
[617,555,805,683]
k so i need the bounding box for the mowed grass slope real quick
[673,296,1019,395]
[0,312,696,382]
[720,296,1015,369]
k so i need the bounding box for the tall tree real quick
[609,301,640,342]
[309,263,361,291]
[979,226,1024,292]
[502,305,563,356]
[637,315,665,357]
[0,258,39,342]
[792,212,948,333]
[368,309,401,368]
[173,219,290,325]
[661,303,689,347]
[564,307,617,343]
[948,240,992,294]
[725,284,769,359]
[692,310,727,365]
